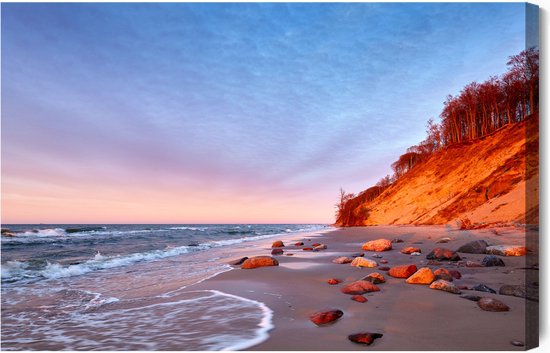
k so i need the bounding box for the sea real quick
[1,223,329,350]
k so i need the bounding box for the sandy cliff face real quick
[337,116,538,227]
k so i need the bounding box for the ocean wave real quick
[168,226,208,231]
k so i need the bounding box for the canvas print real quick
[1,2,539,351]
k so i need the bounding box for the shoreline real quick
[191,224,538,350]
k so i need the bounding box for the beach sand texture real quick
[193,225,538,350]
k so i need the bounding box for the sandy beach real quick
[192,225,538,350]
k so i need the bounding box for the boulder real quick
[351,295,368,303]
[363,272,386,284]
[351,257,378,268]
[426,248,461,261]
[362,239,392,252]
[406,267,435,285]
[271,248,284,255]
[271,240,285,248]
[230,257,248,266]
[477,297,510,312]
[241,256,279,269]
[401,247,421,254]
[341,280,380,295]
[388,264,417,278]
[332,256,354,264]
[348,333,383,345]
[434,268,453,281]
[429,280,461,294]
[327,278,341,285]
[456,240,489,254]
[481,255,505,267]
[485,245,527,257]
[472,284,496,294]
[309,309,344,326]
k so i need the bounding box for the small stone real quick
[371,253,383,258]
[351,295,368,303]
[481,255,505,267]
[449,270,462,279]
[348,333,383,345]
[332,256,354,264]
[472,284,496,294]
[294,242,304,246]
[499,285,526,298]
[286,253,294,256]
[466,261,484,267]
[510,340,525,347]
[401,247,421,254]
[392,238,404,243]
[434,268,453,281]
[313,244,327,251]
[351,257,378,268]
[271,248,284,255]
[341,280,380,295]
[309,309,344,326]
[406,267,435,284]
[312,243,321,247]
[363,272,386,284]
[388,264,417,278]
[380,259,388,264]
[327,278,341,285]
[241,256,279,269]
[485,245,527,257]
[477,297,510,312]
[429,280,461,294]
[362,239,392,252]
[272,240,285,248]
[231,257,249,265]
[456,240,489,254]
[350,252,365,257]
[436,237,452,243]
[460,294,482,301]
[378,266,390,271]
[303,247,313,251]
[426,248,461,261]
[427,260,442,266]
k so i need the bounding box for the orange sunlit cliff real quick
[336,48,539,228]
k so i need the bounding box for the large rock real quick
[348,333,383,345]
[456,240,489,254]
[477,298,510,312]
[271,240,285,248]
[426,248,461,261]
[434,268,453,281]
[332,256,354,264]
[485,245,527,257]
[429,280,461,294]
[362,239,392,252]
[241,256,279,269]
[341,280,380,295]
[309,309,344,326]
[351,257,378,268]
[363,272,386,284]
[388,264,417,278]
[481,255,505,267]
[406,267,435,284]
[401,246,421,254]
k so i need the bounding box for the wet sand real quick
[192,225,538,350]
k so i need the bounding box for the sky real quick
[1,2,529,224]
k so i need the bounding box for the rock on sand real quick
[241,256,279,269]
